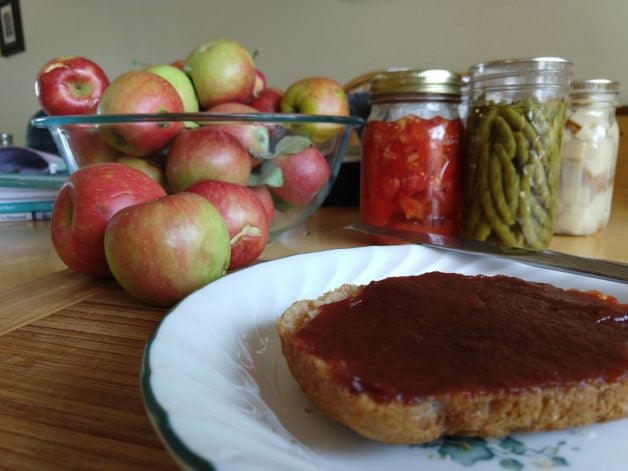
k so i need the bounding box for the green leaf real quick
[499,458,524,471]
[547,456,569,467]
[274,135,312,155]
[247,163,283,188]
[499,436,527,455]
[438,437,494,466]
[248,148,275,161]
[271,192,294,213]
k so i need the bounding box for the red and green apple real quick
[97,70,184,156]
[50,162,167,278]
[35,55,109,116]
[187,180,269,269]
[104,192,231,307]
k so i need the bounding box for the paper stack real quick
[0,146,67,222]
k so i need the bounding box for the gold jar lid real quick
[369,69,462,97]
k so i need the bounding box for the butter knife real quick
[347,223,628,284]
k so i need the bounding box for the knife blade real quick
[346,223,628,284]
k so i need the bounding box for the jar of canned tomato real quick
[360,69,464,244]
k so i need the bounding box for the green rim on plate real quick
[141,313,217,471]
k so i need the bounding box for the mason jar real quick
[463,57,572,249]
[554,79,620,235]
[360,69,464,244]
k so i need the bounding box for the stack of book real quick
[0,145,67,222]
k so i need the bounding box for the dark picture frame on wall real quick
[0,0,24,57]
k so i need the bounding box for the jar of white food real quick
[554,79,620,235]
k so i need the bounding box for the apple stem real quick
[131,58,152,69]
[230,225,261,246]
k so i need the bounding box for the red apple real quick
[250,185,275,224]
[97,70,184,156]
[208,102,257,113]
[269,146,330,206]
[166,127,251,192]
[187,180,269,270]
[65,125,122,167]
[51,163,167,278]
[35,56,109,116]
[104,192,231,307]
[250,87,283,113]
[185,38,256,109]
[206,102,270,158]
[280,77,350,144]
[253,69,266,97]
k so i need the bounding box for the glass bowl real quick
[32,112,363,240]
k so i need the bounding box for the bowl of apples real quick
[31,39,366,307]
[33,110,362,241]
[31,41,364,243]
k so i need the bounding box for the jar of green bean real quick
[463,57,573,249]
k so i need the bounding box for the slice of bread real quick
[277,274,628,444]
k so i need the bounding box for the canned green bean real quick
[463,57,572,249]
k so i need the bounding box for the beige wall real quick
[1,0,627,146]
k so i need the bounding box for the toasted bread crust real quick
[277,282,628,444]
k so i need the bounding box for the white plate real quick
[141,245,628,471]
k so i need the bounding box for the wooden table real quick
[1,128,627,469]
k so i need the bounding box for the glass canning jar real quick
[360,68,464,244]
[463,57,572,250]
[554,79,620,235]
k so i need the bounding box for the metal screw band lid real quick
[570,79,620,95]
[369,69,462,97]
[569,79,620,106]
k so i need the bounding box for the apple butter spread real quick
[292,272,628,404]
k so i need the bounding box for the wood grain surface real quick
[0,270,114,336]
[0,287,176,470]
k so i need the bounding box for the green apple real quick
[147,64,199,128]
[147,64,198,112]
[280,76,350,145]
[185,38,256,109]
[116,155,170,192]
